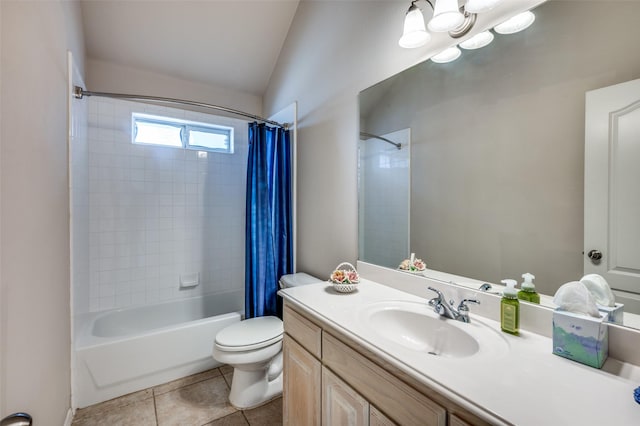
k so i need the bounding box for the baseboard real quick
[64,407,74,426]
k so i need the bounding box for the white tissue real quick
[553,281,601,318]
[580,274,615,307]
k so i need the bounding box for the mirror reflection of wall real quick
[359,1,640,310]
[358,129,410,269]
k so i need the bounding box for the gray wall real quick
[1,0,85,422]
[263,0,542,278]
[361,2,640,295]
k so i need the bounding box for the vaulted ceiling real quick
[80,0,300,96]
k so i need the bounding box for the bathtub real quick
[74,290,243,408]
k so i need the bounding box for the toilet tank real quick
[279,272,322,289]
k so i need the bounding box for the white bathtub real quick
[74,290,243,408]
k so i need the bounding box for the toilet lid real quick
[215,316,283,351]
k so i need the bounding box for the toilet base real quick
[228,353,283,409]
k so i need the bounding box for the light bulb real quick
[459,31,494,50]
[494,11,536,35]
[428,0,464,33]
[464,0,503,14]
[399,3,431,48]
[431,46,462,63]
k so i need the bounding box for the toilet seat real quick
[215,316,283,352]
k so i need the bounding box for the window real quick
[132,113,234,153]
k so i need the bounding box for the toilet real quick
[212,272,322,409]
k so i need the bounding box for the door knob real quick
[587,249,603,261]
[1,413,32,426]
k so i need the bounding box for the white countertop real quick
[280,279,640,425]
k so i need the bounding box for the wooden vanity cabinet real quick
[283,334,321,425]
[283,302,490,426]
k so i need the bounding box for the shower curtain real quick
[245,122,292,319]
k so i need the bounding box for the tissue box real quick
[552,310,608,368]
[597,302,624,325]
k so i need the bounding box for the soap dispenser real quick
[518,272,540,304]
[500,279,519,335]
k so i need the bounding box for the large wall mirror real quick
[358,0,640,329]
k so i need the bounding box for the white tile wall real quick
[76,97,247,312]
[358,128,410,269]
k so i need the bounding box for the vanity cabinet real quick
[322,367,370,425]
[283,302,491,426]
[283,334,321,425]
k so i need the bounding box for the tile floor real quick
[71,366,282,426]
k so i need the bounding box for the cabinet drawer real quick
[283,303,322,358]
[323,333,446,426]
[370,406,397,426]
[449,413,472,426]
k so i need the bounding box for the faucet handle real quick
[479,283,492,291]
[458,298,480,311]
[427,286,443,298]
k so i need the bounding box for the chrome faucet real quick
[427,287,480,323]
[478,283,492,292]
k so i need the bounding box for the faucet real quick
[427,286,480,323]
[478,283,492,291]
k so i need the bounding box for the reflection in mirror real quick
[358,129,410,269]
[358,1,640,329]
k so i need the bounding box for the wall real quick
[86,59,262,118]
[0,0,85,422]
[72,97,247,314]
[263,0,542,277]
[361,1,640,295]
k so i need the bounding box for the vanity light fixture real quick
[428,0,465,32]
[399,1,431,48]
[494,10,536,34]
[464,0,504,14]
[459,30,494,50]
[399,0,477,49]
[430,46,462,63]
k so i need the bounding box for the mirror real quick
[358,0,640,329]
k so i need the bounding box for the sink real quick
[358,300,508,359]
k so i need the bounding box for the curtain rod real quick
[359,131,402,150]
[73,86,288,129]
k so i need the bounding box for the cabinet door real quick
[283,334,321,426]
[322,367,369,426]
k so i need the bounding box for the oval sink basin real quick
[358,300,507,359]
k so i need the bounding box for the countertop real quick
[279,279,640,425]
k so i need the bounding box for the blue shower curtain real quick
[245,122,292,319]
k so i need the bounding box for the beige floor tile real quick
[204,411,249,426]
[73,388,154,421]
[243,397,283,426]
[155,375,236,426]
[71,397,156,426]
[220,364,233,374]
[223,372,233,388]
[153,368,223,396]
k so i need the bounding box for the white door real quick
[585,79,640,309]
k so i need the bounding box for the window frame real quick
[132,113,234,154]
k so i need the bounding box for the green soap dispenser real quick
[500,279,519,335]
[518,272,540,304]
